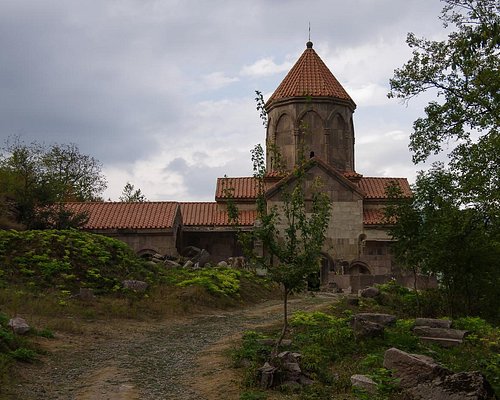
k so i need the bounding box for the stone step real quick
[414,318,452,329]
[413,326,468,340]
[419,336,463,348]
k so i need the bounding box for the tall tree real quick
[387,0,500,320]
[388,0,499,213]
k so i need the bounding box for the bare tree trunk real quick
[272,286,289,358]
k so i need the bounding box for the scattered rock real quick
[298,375,314,386]
[258,362,277,389]
[227,256,246,269]
[412,326,469,348]
[181,246,201,258]
[360,286,380,298]
[355,313,397,326]
[415,318,452,329]
[383,347,451,389]
[351,374,377,393]
[217,261,228,267]
[122,280,148,292]
[181,246,211,267]
[183,260,194,269]
[193,249,210,267]
[351,317,385,338]
[405,371,496,400]
[79,288,95,302]
[8,317,30,335]
[164,259,181,269]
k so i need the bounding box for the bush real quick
[9,347,36,363]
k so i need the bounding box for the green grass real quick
[0,229,280,393]
[233,285,500,400]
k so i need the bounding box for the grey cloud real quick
[0,0,445,200]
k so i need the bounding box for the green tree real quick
[243,97,331,354]
[119,182,147,202]
[388,0,499,213]
[42,143,107,202]
[0,138,106,228]
[386,164,500,321]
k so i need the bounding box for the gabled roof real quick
[215,172,411,201]
[64,202,179,230]
[215,177,259,201]
[266,41,354,108]
[358,177,412,199]
[265,157,365,199]
[180,202,257,227]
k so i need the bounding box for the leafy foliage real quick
[0,137,106,228]
[235,297,500,398]
[0,230,158,292]
[385,164,500,321]
[175,268,242,296]
[388,0,499,213]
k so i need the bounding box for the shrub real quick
[9,348,36,363]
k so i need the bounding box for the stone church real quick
[67,41,413,291]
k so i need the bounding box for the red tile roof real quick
[358,177,412,199]
[215,177,260,200]
[363,209,385,225]
[216,174,410,201]
[266,42,354,107]
[65,202,179,230]
[180,202,257,227]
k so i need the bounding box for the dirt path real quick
[5,294,339,400]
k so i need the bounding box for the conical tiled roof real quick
[266,41,354,107]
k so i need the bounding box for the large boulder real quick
[404,371,496,400]
[8,317,30,335]
[383,348,451,389]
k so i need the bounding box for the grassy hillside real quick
[0,229,161,292]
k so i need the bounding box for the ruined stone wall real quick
[91,230,178,257]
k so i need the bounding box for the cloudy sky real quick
[0,0,448,201]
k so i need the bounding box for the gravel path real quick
[7,294,338,400]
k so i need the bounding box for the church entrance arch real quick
[347,261,371,275]
[307,253,334,290]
